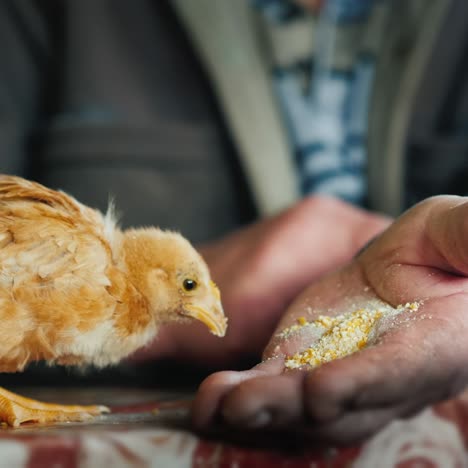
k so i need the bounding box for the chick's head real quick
[123,228,227,337]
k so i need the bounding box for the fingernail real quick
[245,410,272,428]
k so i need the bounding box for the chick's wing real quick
[0,176,118,368]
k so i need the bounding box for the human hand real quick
[193,196,468,443]
[132,196,389,368]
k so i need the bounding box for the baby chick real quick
[0,175,227,426]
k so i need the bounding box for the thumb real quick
[361,195,468,276]
[425,196,468,276]
[353,195,468,307]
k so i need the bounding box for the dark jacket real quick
[0,0,255,243]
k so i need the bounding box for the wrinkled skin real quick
[132,196,389,368]
[193,196,468,444]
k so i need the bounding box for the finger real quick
[192,358,284,428]
[426,197,468,276]
[364,196,468,281]
[302,313,464,421]
[358,197,468,306]
[217,368,424,444]
[303,399,424,446]
[220,371,306,429]
[303,344,420,419]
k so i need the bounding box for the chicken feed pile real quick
[281,301,421,369]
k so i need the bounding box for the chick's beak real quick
[184,281,227,337]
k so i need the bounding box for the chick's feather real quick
[0,175,226,428]
[0,175,153,371]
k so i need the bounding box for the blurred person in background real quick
[2,0,468,442]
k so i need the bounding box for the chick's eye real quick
[183,279,197,292]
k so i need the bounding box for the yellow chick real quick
[0,175,227,426]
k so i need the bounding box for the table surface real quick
[1,383,467,468]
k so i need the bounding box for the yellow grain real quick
[281,301,421,369]
[284,308,382,369]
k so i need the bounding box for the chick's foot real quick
[0,386,109,427]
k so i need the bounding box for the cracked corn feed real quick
[284,302,420,369]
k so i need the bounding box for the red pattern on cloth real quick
[0,388,467,467]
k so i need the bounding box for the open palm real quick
[193,196,468,444]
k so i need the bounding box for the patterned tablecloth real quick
[0,386,467,467]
